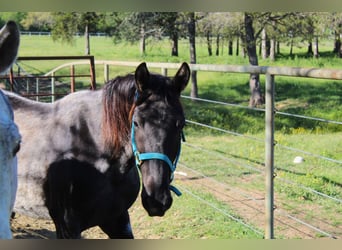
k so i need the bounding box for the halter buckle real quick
[134,152,143,167]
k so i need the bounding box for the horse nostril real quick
[163,195,173,210]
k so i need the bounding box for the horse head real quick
[131,62,190,216]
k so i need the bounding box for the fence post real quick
[9,67,14,91]
[265,73,275,239]
[161,68,167,76]
[51,72,55,102]
[36,78,39,102]
[89,56,96,90]
[70,65,75,92]
[104,63,109,83]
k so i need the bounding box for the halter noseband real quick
[131,115,183,196]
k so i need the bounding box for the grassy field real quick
[10,34,342,239]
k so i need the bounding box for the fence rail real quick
[20,31,108,37]
[42,59,342,82]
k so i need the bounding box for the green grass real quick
[14,35,342,238]
[130,186,263,239]
[179,131,342,238]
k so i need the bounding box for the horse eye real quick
[134,120,139,128]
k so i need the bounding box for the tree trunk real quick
[85,24,90,55]
[206,30,212,56]
[269,38,276,61]
[228,40,233,55]
[340,33,342,58]
[171,32,178,56]
[188,12,197,99]
[241,47,246,58]
[313,36,319,58]
[245,14,258,65]
[244,13,263,107]
[289,38,293,57]
[276,41,280,55]
[333,31,340,54]
[215,34,220,56]
[307,41,313,56]
[261,27,267,59]
[333,39,341,55]
[333,32,342,58]
[140,23,146,56]
[236,36,239,56]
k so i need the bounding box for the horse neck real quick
[4,90,51,114]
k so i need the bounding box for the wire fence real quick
[178,88,342,239]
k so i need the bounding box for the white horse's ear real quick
[0,21,20,73]
[135,62,150,93]
[173,62,190,93]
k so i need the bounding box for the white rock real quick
[293,156,304,164]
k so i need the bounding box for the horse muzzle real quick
[141,187,173,216]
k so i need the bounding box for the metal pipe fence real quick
[0,56,96,102]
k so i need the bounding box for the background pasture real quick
[9,34,342,239]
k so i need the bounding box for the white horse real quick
[0,21,21,239]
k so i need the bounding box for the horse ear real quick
[0,21,20,73]
[173,62,190,93]
[135,62,150,92]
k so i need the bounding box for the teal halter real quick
[131,116,182,196]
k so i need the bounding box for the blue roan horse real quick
[5,62,190,238]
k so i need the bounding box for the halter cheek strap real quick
[131,118,182,196]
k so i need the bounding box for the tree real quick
[254,12,296,61]
[20,12,53,32]
[277,13,331,59]
[241,12,298,106]
[114,12,188,57]
[154,12,186,57]
[242,13,264,107]
[51,12,104,55]
[114,12,163,56]
[197,13,241,57]
[187,12,198,99]
[325,12,342,57]
[100,12,127,38]
[51,12,79,45]
[0,12,27,29]
[82,12,103,55]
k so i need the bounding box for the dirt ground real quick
[10,168,341,239]
[11,213,108,239]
